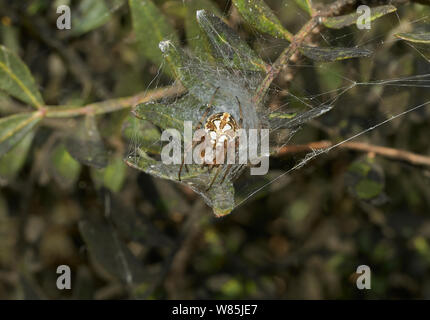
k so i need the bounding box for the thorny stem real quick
[44,84,184,118]
[276,141,430,168]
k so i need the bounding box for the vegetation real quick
[0,0,430,299]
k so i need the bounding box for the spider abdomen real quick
[204,112,239,144]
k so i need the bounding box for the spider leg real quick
[235,96,244,128]
[206,165,222,191]
[219,164,233,185]
[179,88,220,181]
[178,154,186,181]
[196,87,220,130]
[179,139,199,181]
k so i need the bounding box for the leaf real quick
[122,116,162,154]
[65,115,108,168]
[158,41,225,100]
[0,112,42,157]
[300,45,372,62]
[129,0,179,77]
[232,0,292,41]
[158,40,258,108]
[345,156,386,204]
[109,196,173,247]
[79,220,147,284]
[196,10,269,72]
[185,0,220,62]
[162,1,188,19]
[294,0,312,15]
[50,144,81,189]
[0,46,44,108]
[1,22,21,54]
[158,40,194,87]
[268,112,297,119]
[322,5,397,29]
[269,104,332,130]
[91,154,127,192]
[0,130,34,182]
[355,179,384,200]
[133,93,202,132]
[125,148,236,217]
[71,0,124,36]
[395,32,430,44]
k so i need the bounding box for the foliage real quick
[0,0,430,299]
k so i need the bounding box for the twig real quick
[44,84,184,118]
[276,140,430,167]
[253,0,420,105]
[253,0,363,105]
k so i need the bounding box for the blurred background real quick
[1,0,430,299]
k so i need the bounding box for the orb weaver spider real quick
[178,87,244,191]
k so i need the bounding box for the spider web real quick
[125,1,430,215]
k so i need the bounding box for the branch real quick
[253,0,421,105]
[44,84,184,118]
[275,140,430,167]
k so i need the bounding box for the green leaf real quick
[108,198,173,247]
[158,41,222,99]
[71,0,124,36]
[158,40,193,86]
[129,0,179,77]
[345,156,386,204]
[269,105,332,130]
[125,149,236,217]
[91,154,127,192]
[355,179,384,200]
[1,23,21,54]
[196,10,269,72]
[232,0,292,41]
[65,115,108,168]
[268,112,297,119]
[185,0,220,62]
[294,0,312,15]
[122,116,162,154]
[133,93,205,132]
[79,220,148,284]
[0,130,34,181]
[162,1,188,19]
[395,32,430,44]
[300,45,372,62]
[158,40,256,108]
[0,46,44,108]
[50,143,81,189]
[322,5,397,29]
[0,112,42,157]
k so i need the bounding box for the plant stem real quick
[276,140,430,168]
[252,18,318,105]
[44,85,184,118]
[253,0,359,106]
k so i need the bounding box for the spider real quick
[178,88,244,191]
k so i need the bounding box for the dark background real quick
[0,0,430,299]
